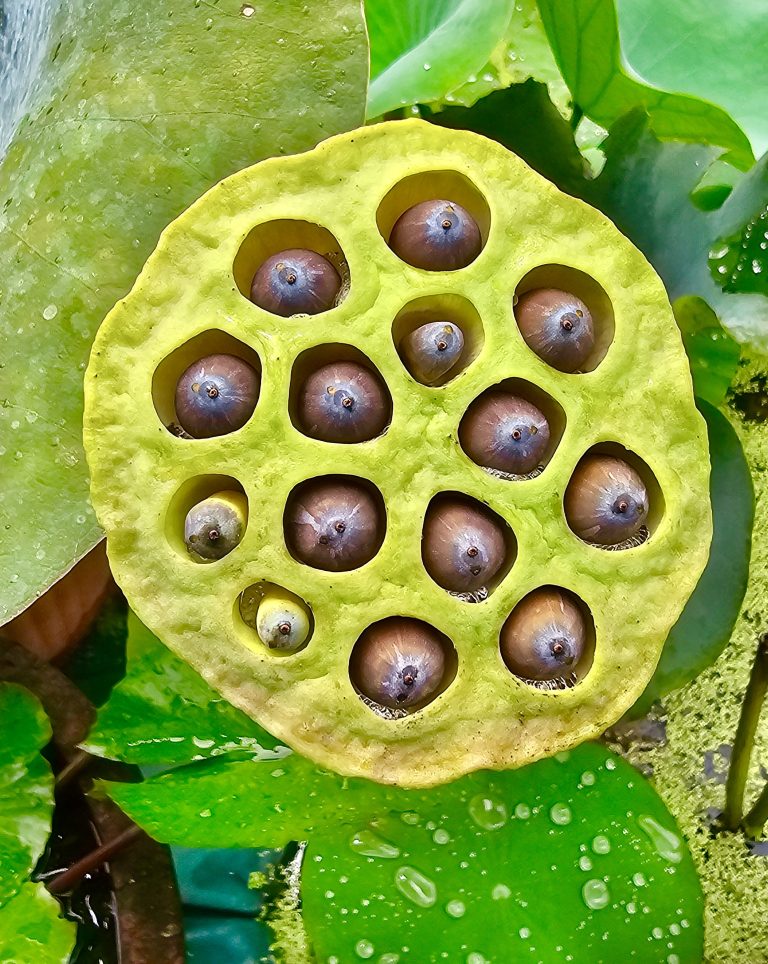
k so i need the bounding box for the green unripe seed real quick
[255,589,312,653]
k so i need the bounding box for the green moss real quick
[84,120,711,787]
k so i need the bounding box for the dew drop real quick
[466,955,488,964]
[627,901,637,914]
[581,771,596,786]
[604,758,616,770]
[240,3,254,15]
[445,899,466,918]
[592,834,611,854]
[518,927,531,939]
[400,811,420,826]
[423,62,431,71]
[633,872,647,887]
[350,829,401,859]
[42,303,58,320]
[582,878,610,910]
[199,808,212,818]
[394,866,437,908]
[550,803,572,826]
[433,828,450,845]
[637,814,682,863]
[652,927,664,940]
[579,856,593,872]
[667,956,680,964]
[669,923,681,936]
[379,955,400,964]
[468,794,508,830]
[492,883,511,900]
[355,940,374,959]
[514,803,531,820]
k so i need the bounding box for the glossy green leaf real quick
[84,611,280,766]
[0,684,54,905]
[106,745,703,960]
[618,0,768,158]
[433,0,569,114]
[674,297,741,407]
[632,401,753,714]
[582,111,768,351]
[537,0,753,168]
[365,0,512,118]
[0,0,368,625]
[0,882,74,964]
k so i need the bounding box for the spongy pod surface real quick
[83,120,712,787]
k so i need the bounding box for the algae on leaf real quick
[0,0,369,624]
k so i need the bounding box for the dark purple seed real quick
[500,588,587,682]
[175,353,259,438]
[400,321,465,384]
[422,497,507,594]
[389,200,481,271]
[297,361,390,442]
[515,288,595,372]
[250,248,341,316]
[460,391,550,475]
[565,455,648,546]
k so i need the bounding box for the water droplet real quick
[199,808,212,818]
[669,923,680,936]
[433,828,450,845]
[581,771,596,786]
[492,883,511,900]
[466,955,488,964]
[579,856,593,872]
[468,794,508,830]
[514,803,530,820]
[351,829,400,859]
[667,956,680,964]
[379,955,400,964]
[42,303,57,320]
[422,62,431,71]
[637,815,682,863]
[400,811,420,826]
[632,872,646,887]
[518,927,531,939]
[604,758,616,770]
[710,245,729,259]
[240,3,254,15]
[753,259,764,274]
[592,835,611,854]
[652,927,664,940]
[394,866,437,907]
[627,901,637,914]
[35,549,45,560]
[582,879,610,910]
[445,899,465,918]
[555,751,570,763]
[355,940,374,959]
[550,803,572,826]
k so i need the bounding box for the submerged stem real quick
[744,781,768,838]
[723,634,768,831]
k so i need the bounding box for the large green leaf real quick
[632,400,753,714]
[84,611,280,766]
[0,883,73,964]
[106,744,703,961]
[537,0,753,168]
[0,0,368,625]
[0,684,55,906]
[365,0,512,117]
[617,0,768,158]
[582,112,768,350]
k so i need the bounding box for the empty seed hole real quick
[284,474,386,572]
[377,171,490,271]
[421,492,516,601]
[459,378,566,479]
[236,581,314,656]
[500,585,595,689]
[289,344,393,443]
[233,219,349,315]
[564,443,663,550]
[350,616,458,717]
[392,294,484,386]
[153,330,262,439]
[166,475,247,564]
[513,265,615,373]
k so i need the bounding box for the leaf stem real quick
[47,823,142,895]
[744,781,768,838]
[724,633,768,830]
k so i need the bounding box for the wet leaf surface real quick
[0,882,74,964]
[0,0,369,626]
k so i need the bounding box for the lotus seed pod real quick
[84,120,712,787]
[351,618,448,711]
[565,455,649,547]
[184,490,247,563]
[296,361,390,443]
[284,478,384,572]
[174,353,259,438]
[422,497,508,595]
[500,588,587,684]
[250,248,341,316]
[389,199,481,270]
[515,288,595,373]
[460,391,550,476]
[400,321,465,385]
[254,589,312,653]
